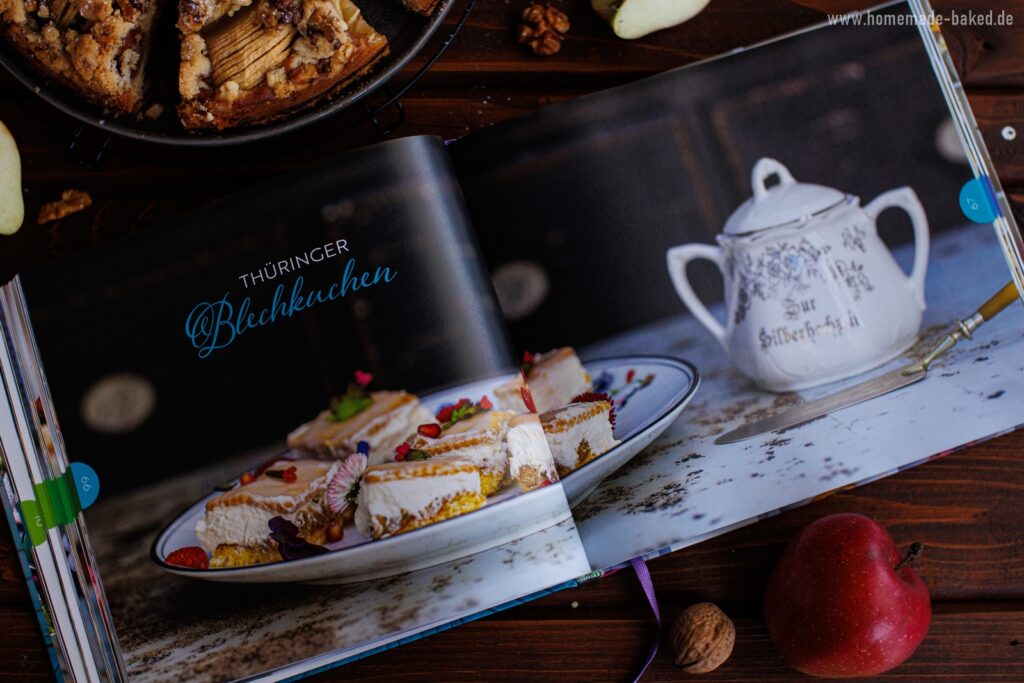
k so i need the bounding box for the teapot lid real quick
[723,158,847,236]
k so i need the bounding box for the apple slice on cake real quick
[176,0,387,129]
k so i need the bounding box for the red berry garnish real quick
[240,471,256,486]
[479,395,493,410]
[282,466,298,483]
[354,370,374,387]
[166,546,209,570]
[521,385,537,413]
[395,443,411,461]
[522,351,535,364]
[417,423,442,438]
[626,369,636,383]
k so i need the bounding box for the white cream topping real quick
[194,460,336,551]
[543,404,619,470]
[354,467,481,539]
[506,418,557,483]
[362,402,433,465]
[195,499,321,551]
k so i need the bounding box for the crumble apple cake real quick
[0,0,157,112]
[176,0,387,129]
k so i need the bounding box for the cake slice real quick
[354,458,485,540]
[177,0,388,129]
[540,395,619,476]
[1,0,156,112]
[195,458,338,568]
[288,389,432,465]
[405,404,513,496]
[506,413,558,492]
[495,347,592,414]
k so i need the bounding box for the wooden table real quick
[2,0,1024,680]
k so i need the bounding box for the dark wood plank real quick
[0,607,55,681]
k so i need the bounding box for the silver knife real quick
[715,281,1021,445]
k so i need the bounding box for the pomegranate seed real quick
[479,395,493,410]
[395,443,411,461]
[282,466,298,483]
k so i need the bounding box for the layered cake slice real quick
[404,398,513,496]
[1,0,156,112]
[495,347,592,414]
[177,0,388,129]
[505,413,558,492]
[288,381,432,465]
[195,458,338,568]
[540,394,619,476]
[354,458,485,540]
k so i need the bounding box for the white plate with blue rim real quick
[151,356,699,584]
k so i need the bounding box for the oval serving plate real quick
[152,355,699,584]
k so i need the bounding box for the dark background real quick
[19,137,513,494]
[453,13,977,351]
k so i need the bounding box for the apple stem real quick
[894,542,923,571]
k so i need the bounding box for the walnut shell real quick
[670,602,735,674]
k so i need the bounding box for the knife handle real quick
[979,281,1021,322]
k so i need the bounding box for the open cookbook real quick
[2,1,1023,680]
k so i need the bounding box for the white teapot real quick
[667,158,929,392]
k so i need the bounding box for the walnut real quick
[670,602,735,674]
[516,3,569,56]
[37,189,92,224]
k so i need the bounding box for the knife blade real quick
[714,281,1020,445]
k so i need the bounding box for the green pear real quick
[0,121,24,235]
[592,0,710,39]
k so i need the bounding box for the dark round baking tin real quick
[0,0,463,146]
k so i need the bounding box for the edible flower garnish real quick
[520,382,538,413]
[571,391,616,428]
[330,370,375,422]
[326,446,369,514]
[520,351,536,377]
[268,517,328,561]
[394,443,431,461]
[434,396,493,430]
[266,465,298,483]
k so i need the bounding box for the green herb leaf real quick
[406,450,431,461]
[265,469,285,479]
[331,392,374,422]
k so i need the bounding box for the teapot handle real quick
[864,187,930,308]
[666,244,729,350]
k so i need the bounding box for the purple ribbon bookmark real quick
[630,556,661,682]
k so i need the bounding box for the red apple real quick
[764,513,931,677]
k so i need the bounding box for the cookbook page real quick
[13,134,591,682]
[449,2,1024,571]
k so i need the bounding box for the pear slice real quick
[592,0,710,40]
[0,121,24,236]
